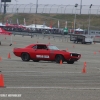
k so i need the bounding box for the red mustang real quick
[13,43,81,64]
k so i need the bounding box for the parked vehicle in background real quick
[70,34,94,44]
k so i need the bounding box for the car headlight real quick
[78,54,80,57]
[70,54,72,56]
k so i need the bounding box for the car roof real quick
[26,43,53,48]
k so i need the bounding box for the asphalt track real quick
[0,34,100,100]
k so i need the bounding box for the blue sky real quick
[5,0,100,5]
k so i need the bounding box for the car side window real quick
[37,45,48,50]
[43,45,48,50]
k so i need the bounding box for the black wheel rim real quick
[23,54,28,60]
[56,56,61,62]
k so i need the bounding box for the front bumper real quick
[68,53,81,61]
[68,58,80,61]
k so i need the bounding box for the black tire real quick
[67,61,74,64]
[21,53,30,61]
[33,60,40,62]
[55,55,64,63]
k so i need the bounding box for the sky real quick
[5,0,100,5]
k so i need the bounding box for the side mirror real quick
[34,48,37,51]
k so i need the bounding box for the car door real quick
[29,45,37,59]
[34,44,51,60]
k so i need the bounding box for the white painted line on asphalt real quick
[2,71,81,74]
[1,58,20,60]
[3,71,39,73]
[6,87,100,90]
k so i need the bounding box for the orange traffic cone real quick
[0,57,2,61]
[94,52,96,55]
[37,41,38,43]
[60,60,63,64]
[0,74,4,87]
[82,62,87,73]
[5,37,6,40]
[8,53,11,59]
[82,66,86,73]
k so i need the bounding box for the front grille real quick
[71,53,79,57]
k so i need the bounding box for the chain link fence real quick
[0,4,100,14]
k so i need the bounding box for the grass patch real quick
[0,13,100,29]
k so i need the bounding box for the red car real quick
[13,43,81,64]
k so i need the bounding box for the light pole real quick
[80,0,82,14]
[15,0,18,13]
[35,0,38,30]
[88,4,92,35]
[0,0,2,14]
[36,0,38,14]
[74,4,78,34]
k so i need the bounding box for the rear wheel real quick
[67,61,74,64]
[55,55,64,63]
[21,53,30,61]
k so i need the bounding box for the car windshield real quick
[48,46,59,50]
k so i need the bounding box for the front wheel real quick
[21,53,30,61]
[55,55,64,63]
[67,60,74,64]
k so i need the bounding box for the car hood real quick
[50,50,70,53]
[50,50,80,55]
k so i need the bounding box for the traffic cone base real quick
[82,66,86,73]
[0,74,4,87]
[60,60,63,64]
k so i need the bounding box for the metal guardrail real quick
[13,32,70,42]
[0,4,100,14]
[12,32,100,43]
